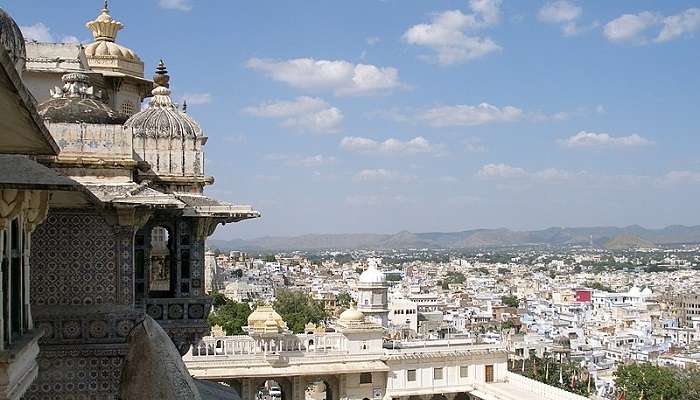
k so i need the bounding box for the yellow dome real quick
[84,41,140,62]
[339,306,364,322]
[247,304,288,333]
[83,2,143,77]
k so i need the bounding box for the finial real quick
[153,59,170,88]
[103,0,109,12]
[182,100,188,113]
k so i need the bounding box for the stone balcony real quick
[143,297,212,354]
[0,330,42,400]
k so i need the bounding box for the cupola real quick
[0,7,26,75]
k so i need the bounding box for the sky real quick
[6,0,700,239]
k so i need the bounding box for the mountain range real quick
[209,225,700,251]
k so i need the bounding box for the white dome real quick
[628,286,641,296]
[339,307,364,322]
[359,261,385,284]
[641,287,653,296]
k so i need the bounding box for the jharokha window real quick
[0,216,31,349]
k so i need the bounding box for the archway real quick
[257,379,285,400]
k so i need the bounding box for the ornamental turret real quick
[84,1,144,78]
[125,61,211,193]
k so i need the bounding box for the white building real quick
[357,259,390,327]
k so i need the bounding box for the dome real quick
[83,2,143,77]
[124,61,203,139]
[84,40,140,62]
[339,306,364,322]
[0,7,26,74]
[629,286,641,296]
[641,287,653,296]
[359,260,385,284]
[38,72,128,124]
[247,305,288,333]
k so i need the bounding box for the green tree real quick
[444,271,466,284]
[273,289,328,333]
[210,290,228,307]
[336,291,352,308]
[207,300,252,335]
[615,363,684,400]
[586,281,613,292]
[501,295,519,308]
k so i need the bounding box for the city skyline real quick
[7,0,700,239]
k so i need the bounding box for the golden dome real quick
[339,306,364,323]
[247,305,288,333]
[83,41,139,62]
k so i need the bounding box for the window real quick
[460,366,469,378]
[433,367,443,380]
[407,369,416,382]
[121,101,135,115]
[360,372,372,384]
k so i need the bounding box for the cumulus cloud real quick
[352,169,415,183]
[20,23,79,43]
[477,163,528,179]
[243,96,343,133]
[340,136,446,157]
[158,0,192,11]
[402,0,502,65]
[560,131,654,149]
[604,8,700,44]
[538,1,596,36]
[604,12,661,44]
[420,103,522,127]
[477,163,575,183]
[264,153,336,168]
[656,8,700,42]
[181,93,212,105]
[246,58,402,97]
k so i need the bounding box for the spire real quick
[86,0,123,42]
[182,100,188,113]
[149,60,175,108]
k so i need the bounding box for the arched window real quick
[149,226,171,293]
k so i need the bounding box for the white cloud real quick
[402,0,502,65]
[246,58,402,97]
[604,8,700,44]
[340,136,445,157]
[181,93,212,105]
[366,36,381,45]
[420,103,522,127]
[20,23,80,43]
[464,137,487,153]
[538,1,596,36]
[477,163,528,179]
[656,8,700,42]
[351,169,416,184]
[477,163,576,184]
[560,131,654,149]
[158,0,192,11]
[264,153,336,168]
[539,1,581,23]
[660,170,700,185]
[604,11,661,44]
[244,96,343,133]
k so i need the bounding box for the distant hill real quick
[209,225,700,251]
[604,234,656,250]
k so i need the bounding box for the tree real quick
[586,281,613,292]
[273,289,328,333]
[614,363,684,400]
[502,295,519,308]
[207,300,252,335]
[210,290,228,307]
[444,271,466,284]
[262,254,277,263]
[336,292,352,308]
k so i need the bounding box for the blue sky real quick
[7,0,700,239]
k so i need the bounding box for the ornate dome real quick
[0,7,26,74]
[339,306,364,323]
[247,305,288,333]
[37,72,128,125]
[124,61,203,139]
[84,2,143,77]
[359,260,385,284]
